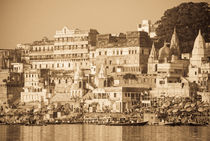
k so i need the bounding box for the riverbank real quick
[0,97,210,126]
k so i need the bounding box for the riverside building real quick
[188,30,210,92]
[20,69,48,103]
[149,28,191,98]
[28,27,98,71]
[92,31,152,76]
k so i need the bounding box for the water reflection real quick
[0,125,210,141]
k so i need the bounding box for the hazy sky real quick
[0,0,209,49]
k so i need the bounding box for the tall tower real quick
[190,29,206,68]
[73,65,85,88]
[148,43,158,74]
[170,28,180,59]
[95,64,107,88]
[188,29,207,84]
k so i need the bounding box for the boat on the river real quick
[186,122,208,126]
[106,121,148,126]
[164,122,182,126]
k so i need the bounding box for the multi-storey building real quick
[85,65,151,113]
[0,69,9,104]
[92,31,152,76]
[21,69,48,103]
[137,20,157,38]
[28,27,98,71]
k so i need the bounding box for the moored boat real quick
[164,122,182,126]
[187,122,208,126]
[106,121,148,126]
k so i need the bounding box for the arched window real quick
[79,81,82,88]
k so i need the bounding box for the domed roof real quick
[158,42,170,62]
[192,29,206,58]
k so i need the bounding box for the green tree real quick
[155,2,210,53]
[123,73,138,80]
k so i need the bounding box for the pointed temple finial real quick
[98,64,106,78]
[191,29,206,67]
[170,27,180,57]
[163,40,167,47]
[173,27,176,34]
[148,42,158,62]
[198,29,201,35]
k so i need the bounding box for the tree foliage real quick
[123,73,138,80]
[155,2,210,53]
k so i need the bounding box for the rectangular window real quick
[98,93,102,99]
[131,93,134,98]
[125,93,128,97]
[160,81,165,84]
[114,93,117,97]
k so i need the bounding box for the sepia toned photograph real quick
[0,0,210,140]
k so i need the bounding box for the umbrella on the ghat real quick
[167,109,173,113]
[203,103,209,107]
[184,102,191,109]
[180,109,185,112]
[162,101,171,108]
[198,107,205,112]
[172,109,179,113]
[191,103,196,108]
[179,102,184,108]
[186,107,193,112]
[173,104,178,108]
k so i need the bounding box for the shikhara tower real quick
[188,30,210,91]
[147,42,158,74]
[170,28,180,58]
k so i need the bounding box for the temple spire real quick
[170,27,180,57]
[74,65,83,82]
[191,29,206,67]
[98,64,106,78]
[149,42,157,61]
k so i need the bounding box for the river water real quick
[0,124,210,141]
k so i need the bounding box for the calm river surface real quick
[0,124,210,141]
